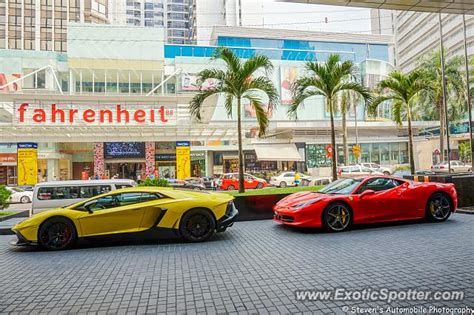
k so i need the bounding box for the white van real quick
[32,179,136,213]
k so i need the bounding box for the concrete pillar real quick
[206,151,213,176]
[145,142,155,177]
[93,142,105,178]
[47,159,59,181]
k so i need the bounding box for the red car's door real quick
[354,177,406,222]
[392,182,425,219]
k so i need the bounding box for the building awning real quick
[253,143,304,162]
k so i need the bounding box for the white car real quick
[6,186,33,203]
[301,177,332,187]
[431,160,472,173]
[337,165,384,178]
[269,172,309,188]
[360,163,392,175]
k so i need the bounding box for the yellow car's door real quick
[78,192,147,236]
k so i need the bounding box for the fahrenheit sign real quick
[14,103,176,126]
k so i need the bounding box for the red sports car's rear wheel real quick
[426,193,452,222]
[38,217,77,251]
[323,202,352,232]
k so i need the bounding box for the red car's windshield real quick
[319,178,362,195]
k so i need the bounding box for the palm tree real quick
[337,90,361,166]
[369,70,429,174]
[289,54,371,181]
[416,50,465,161]
[189,47,278,193]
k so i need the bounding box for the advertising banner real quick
[181,74,218,91]
[17,143,38,186]
[175,141,190,180]
[280,67,300,105]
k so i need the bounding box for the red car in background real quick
[274,176,457,232]
[218,173,268,191]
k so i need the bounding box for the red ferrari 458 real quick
[274,176,457,231]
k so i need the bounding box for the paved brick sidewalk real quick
[0,214,473,314]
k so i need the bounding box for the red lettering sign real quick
[15,103,176,126]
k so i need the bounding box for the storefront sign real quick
[155,153,176,161]
[176,141,190,179]
[104,142,145,159]
[0,153,17,166]
[17,143,38,185]
[14,103,176,126]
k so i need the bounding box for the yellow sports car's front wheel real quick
[179,209,216,242]
[38,217,77,251]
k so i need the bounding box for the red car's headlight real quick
[291,199,321,210]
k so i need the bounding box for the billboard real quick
[17,143,38,186]
[104,142,145,159]
[280,67,300,105]
[175,141,190,179]
[181,74,218,91]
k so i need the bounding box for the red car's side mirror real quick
[360,189,375,199]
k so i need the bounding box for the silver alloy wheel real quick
[20,196,30,203]
[429,195,451,220]
[326,204,351,231]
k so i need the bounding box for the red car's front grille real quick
[274,214,294,223]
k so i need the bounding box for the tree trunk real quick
[342,108,348,166]
[439,99,445,161]
[407,105,416,174]
[328,97,338,181]
[237,97,245,193]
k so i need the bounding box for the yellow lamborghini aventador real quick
[12,187,238,250]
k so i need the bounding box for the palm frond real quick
[241,55,274,81]
[224,94,234,118]
[196,68,226,86]
[288,89,325,119]
[212,47,241,74]
[392,100,403,126]
[189,89,220,120]
[243,93,270,137]
[247,77,279,112]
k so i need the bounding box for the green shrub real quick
[393,165,410,173]
[0,186,11,209]
[138,177,169,187]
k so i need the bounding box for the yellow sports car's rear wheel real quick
[180,209,216,242]
[39,217,77,250]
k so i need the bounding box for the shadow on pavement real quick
[8,228,235,253]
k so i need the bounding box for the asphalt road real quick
[0,215,473,314]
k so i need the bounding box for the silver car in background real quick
[431,160,472,173]
[32,179,136,213]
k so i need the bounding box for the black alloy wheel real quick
[323,202,352,232]
[38,218,77,250]
[426,193,452,222]
[180,209,216,242]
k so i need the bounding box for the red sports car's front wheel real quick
[322,202,352,232]
[426,193,452,222]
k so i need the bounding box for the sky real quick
[243,1,373,34]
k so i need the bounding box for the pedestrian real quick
[294,171,301,187]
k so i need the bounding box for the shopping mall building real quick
[0,24,451,184]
